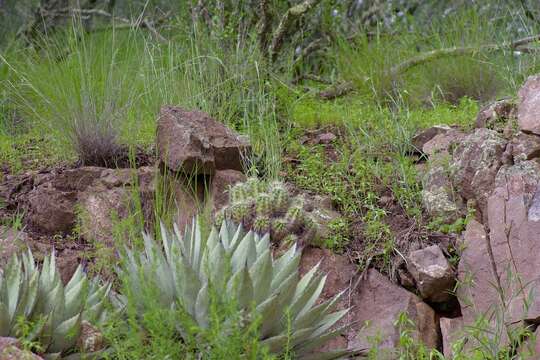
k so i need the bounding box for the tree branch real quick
[389,34,540,77]
[269,0,321,63]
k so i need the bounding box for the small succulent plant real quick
[0,250,111,359]
[215,178,319,245]
[120,219,357,359]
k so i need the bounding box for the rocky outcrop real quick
[0,337,43,359]
[476,99,516,131]
[407,245,455,303]
[157,106,250,174]
[422,160,464,223]
[450,128,507,221]
[518,75,540,135]
[349,269,439,353]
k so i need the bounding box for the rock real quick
[316,132,337,144]
[458,161,540,335]
[422,158,464,223]
[509,132,540,162]
[26,185,78,235]
[210,169,247,213]
[476,99,516,130]
[299,247,357,350]
[174,176,206,231]
[518,75,540,135]
[0,337,43,359]
[487,161,540,324]
[157,106,250,174]
[78,186,129,246]
[0,227,27,265]
[440,317,464,359]
[451,128,507,221]
[78,320,105,353]
[349,269,439,353]
[422,129,465,157]
[407,245,455,303]
[412,125,452,153]
[56,249,81,284]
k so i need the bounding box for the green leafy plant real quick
[0,250,111,359]
[120,219,358,359]
[215,178,319,245]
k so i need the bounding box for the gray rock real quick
[412,125,452,153]
[407,245,455,303]
[451,128,507,222]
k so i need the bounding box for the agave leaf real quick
[289,275,327,321]
[6,256,22,322]
[249,248,272,305]
[65,265,85,293]
[48,313,82,354]
[255,294,280,338]
[309,309,350,339]
[271,251,301,291]
[273,244,297,274]
[64,274,87,319]
[255,233,270,257]
[294,322,358,355]
[195,283,209,328]
[191,217,204,272]
[0,301,11,336]
[228,223,245,253]
[294,290,346,330]
[231,231,256,273]
[227,265,254,310]
[260,327,314,354]
[267,272,299,337]
[207,242,226,289]
[177,259,202,315]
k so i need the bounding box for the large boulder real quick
[348,269,439,354]
[157,106,250,175]
[518,75,540,135]
[412,125,453,154]
[451,128,507,221]
[458,161,540,332]
[407,245,455,303]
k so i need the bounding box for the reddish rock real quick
[349,269,439,353]
[509,132,540,162]
[174,177,206,232]
[440,317,464,359]
[316,132,337,144]
[407,245,455,303]
[412,125,453,153]
[210,169,246,213]
[56,249,81,284]
[518,75,540,135]
[78,187,129,246]
[0,337,43,359]
[451,128,507,222]
[458,161,540,336]
[157,106,250,174]
[476,99,516,130]
[78,320,105,353]
[26,185,78,235]
[422,129,465,157]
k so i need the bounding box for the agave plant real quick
[0,250,111,359]
[121,219,357,359]
[215,177,319,245]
